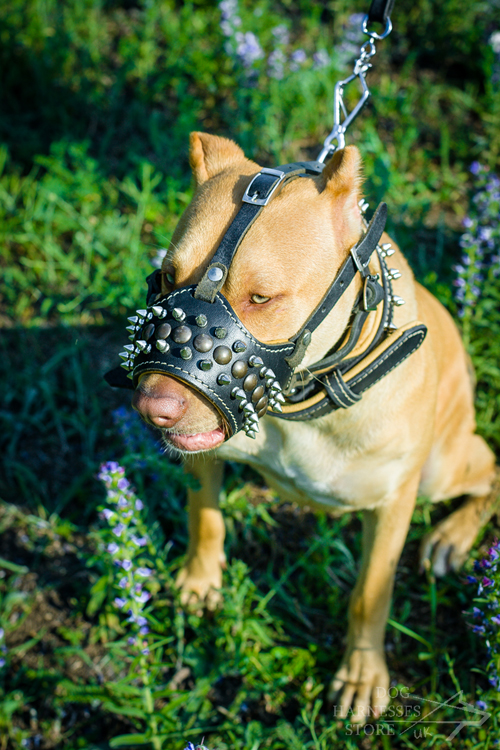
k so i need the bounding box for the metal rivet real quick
[231,388,246,401]
[252,385,265,403]
[257,406,268,418]
[243,403,255,415]
[172,307,186,322]
[142,323,155,341]
[249,355,264,367]
[213,346,232,365]
[259,367,268,378]
[196,314,208,328]
[193,334,213,353]
[156,322,172,339]
[243,373,258,392]
[217,373,231,386]
[136,340,151,353]
[392,295,405,306]
[136,309,148,317]
[156,339,170,353]
[271,402,283,413]
[233,340,247,353]
[389,268,402,280]
[126,325,136,334]
[207,266,224,282]
[180,347,192,360]
[120,361,132,370]
[127,371,134,379]
[231,361,248,379]
[128,316,139,324]
[214,327,227,339]
[124,344,135,352]
[119,352,131,360]
[275,392,286,404]
[255,396,268,413]
[152,305,167,318]
[264,368,275,380]
[172,325,192,344]
[199,360,212,371]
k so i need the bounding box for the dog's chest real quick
[216,413,392,511]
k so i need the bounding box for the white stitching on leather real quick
[167,287,294,355]
[352,329,425,387]
[332,369,358,405]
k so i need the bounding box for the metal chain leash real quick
[318,11,393,163]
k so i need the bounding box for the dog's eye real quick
[163,266,175,285]
[250,294,271,304]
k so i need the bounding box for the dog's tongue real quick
[166,427,226,452]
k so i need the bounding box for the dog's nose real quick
[131,374,188,429]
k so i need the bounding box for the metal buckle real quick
[242,167,287,206]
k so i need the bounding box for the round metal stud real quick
[180,347,192,360]
[199,360,212,371]
[231,360,248,379]
[207,266,224,282]
[193,334,213,353]
[243,373,258,392]
[233,340,247,353]
[213,346,232,365]
[172,325,192,344]
[196,314,208,328]
[252,385,265,403]
[142,323,155,341]
[156,322,172,340]
[217,373,231,386]
[214,327,227,339]
[255,396,268,413]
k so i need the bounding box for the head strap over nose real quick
[194,162,325,303]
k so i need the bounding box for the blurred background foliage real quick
[1,0,500,747]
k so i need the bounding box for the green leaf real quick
[109,734,150,747]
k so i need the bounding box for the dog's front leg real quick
[176,456,225,606]
[329,473,419,723]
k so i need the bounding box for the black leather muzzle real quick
[127,284,294,438]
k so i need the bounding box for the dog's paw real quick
[419,509,478,577]
[176,557,223,610]
[327,647,390,724]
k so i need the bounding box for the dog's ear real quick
[189,132,247,186]
[321,145,363,235]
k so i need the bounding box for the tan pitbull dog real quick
[132,132,497,720]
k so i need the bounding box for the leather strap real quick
[368,0,395,24]
[291,202,387,342]
[194,162,324,303]
[272,321,427,420]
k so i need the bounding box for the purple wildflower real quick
[119,577,129,589]
[114,597,127,609]
[476,700,488,710]
[290,48,307,71]
[107,542,119,555]
[131,535,147,547]
[121,560,133,571]
[101,509,114,521]
[141,648,150,656]
[135,500,144,511]
[113,523,126,537]
[136,567,152,578]
[491,615,500,625]
[483,577,494,587]
[470,161,482,175]
[139,625,150,635]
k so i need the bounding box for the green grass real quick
[1,0,500,747]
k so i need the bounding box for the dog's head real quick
[132,132,364,454]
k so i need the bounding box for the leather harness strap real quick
[273,321,427,421]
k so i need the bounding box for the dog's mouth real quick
[162,426,226,453]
